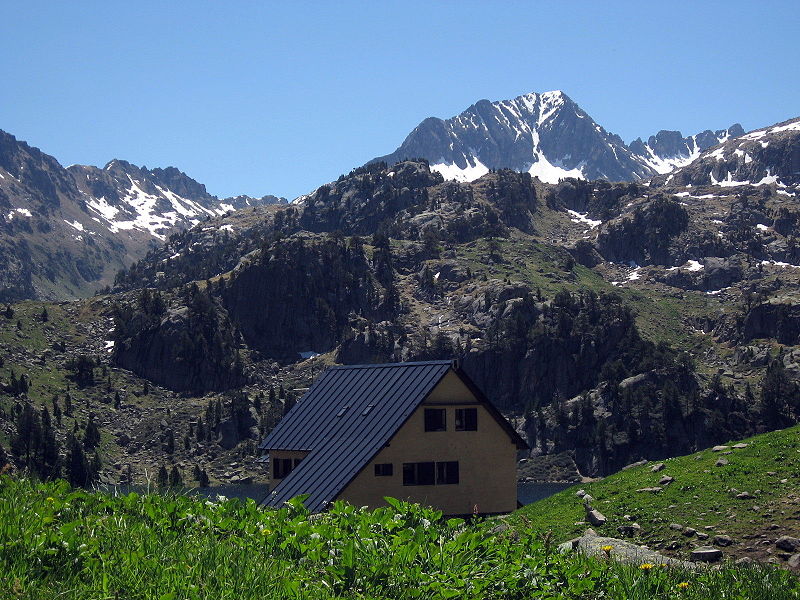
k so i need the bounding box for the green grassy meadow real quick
[513,425,800,558]
[1,477,798,599]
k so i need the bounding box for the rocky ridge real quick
[372,90,743,186]
[0,129,284,301]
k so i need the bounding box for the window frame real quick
[436,461,459,485]
[272,457,295,479]
[455,407,478,431]
[403,461,459,486]
[374,463,393,477]
[424,408,447,432]
[402,461,435,486]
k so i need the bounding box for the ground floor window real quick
[374,463,393,476]
[436,461,459,484]
[403,461,459,486]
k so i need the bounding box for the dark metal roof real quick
[259,360,527,512]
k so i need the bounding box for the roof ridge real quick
[329,360,453,370]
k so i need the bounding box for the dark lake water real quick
[100,482,572,507]
[516,482,574,505]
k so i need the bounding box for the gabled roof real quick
[259,360,527,512]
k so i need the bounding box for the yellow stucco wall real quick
[268,450,310,490]
[336,371,518,515]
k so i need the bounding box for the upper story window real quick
[424,408,446,431]
[455,408,478,431]
[272,457,295,479]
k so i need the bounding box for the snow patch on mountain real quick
[430,156,490,182]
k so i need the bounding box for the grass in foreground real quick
[512,425,800,559]
[1,478,798,599]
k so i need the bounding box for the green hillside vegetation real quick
[513,425,800,564]
[1,477,798,599]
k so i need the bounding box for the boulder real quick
[651,463,665,472]
[636,487,662,493]
[715,458,729,467]
[690,547,723,562]
[736,492,755,499]
[711,445,730,452]
[788,554,800,569]
[713,535,734,547]
[586,509,607,527]
[732,443,748,449]
[776,536,800,552]
[659,476,675,485]
[617,523,642,537]
[682,528,697,537]
[622,459,648,471]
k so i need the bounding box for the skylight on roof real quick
[362,405,374,416]
[336,405,350,418]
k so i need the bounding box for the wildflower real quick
[677,582,690,589]
[260,528,271,536]
[639,563,654,571]
[420,518,431,529]
[309,532,321,540]
[601,545,613,555]
[46,497,54,502]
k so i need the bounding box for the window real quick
[374,463,393,476]
[455,408,478,431]
[272,457,294,479]
[424,408,446,431]
[436,461,459,485]
[403,461,459,486]
[403,461,435,486]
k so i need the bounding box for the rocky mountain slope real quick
[0,129,284,301]
[372,90,742,185]
[2,108,800,521]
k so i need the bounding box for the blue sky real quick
[2,1,798,199]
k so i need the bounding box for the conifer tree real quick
[157,464,169,488]
[83,415,101,451]
[168,465,183,487]
[65,433,90,487]
[51,395,62,426]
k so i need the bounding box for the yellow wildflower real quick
[261,528,271,536]
[677,582,690,589]
[639,563,654,570]
[46,497,54,502]
[601,545,613,555]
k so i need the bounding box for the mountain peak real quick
[372,90,653,184]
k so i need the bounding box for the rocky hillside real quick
[372,90,743,185]
[628,124,744,174]
[3,109,800,511]
[0,129,284,301]
[657,118,800,188]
